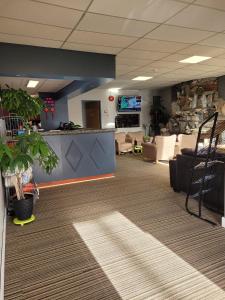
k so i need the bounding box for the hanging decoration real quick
[43,107,48,120]
[43,97,55,120]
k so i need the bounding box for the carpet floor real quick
[4,155,225,300]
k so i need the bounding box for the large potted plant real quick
[0,86,58,222]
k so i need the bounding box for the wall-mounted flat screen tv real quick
[117,96,141,112]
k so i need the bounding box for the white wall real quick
[0,175,6,300]
[68,87,157,133]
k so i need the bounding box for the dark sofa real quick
[169,151,224,215]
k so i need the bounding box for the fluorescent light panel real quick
[109,88,120,93]
[179,56,211,64]
[132,76,153,81]
[27,80,39,88]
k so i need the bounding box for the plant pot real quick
[13,193,34,220]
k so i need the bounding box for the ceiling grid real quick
[0,0,225,89]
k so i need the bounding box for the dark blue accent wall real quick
[40,96,69,130]
[0,43,115,80]
[33,131,116,183]
[0,42,116,130]
[39,78,112,101]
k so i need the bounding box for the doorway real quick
[83,101,101,129]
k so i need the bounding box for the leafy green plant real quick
[150,99,170,135]
[0,133,58,199]
[0,86,58,200]
[143,135,151,142]
[0,85,43,120]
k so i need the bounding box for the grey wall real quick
[40,96,69,130]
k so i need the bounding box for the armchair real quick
[142,135,177,162]
[176,134,197,154]
[126,131,144,145]
[115,132,133,155]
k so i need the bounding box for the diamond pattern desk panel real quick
[33,130,116,184]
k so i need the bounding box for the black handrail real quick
[185,112,219,226]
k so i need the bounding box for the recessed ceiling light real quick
[132,76,153,81]
[27,80,39,88]
[179,56,211,64]
[109,88,120,93]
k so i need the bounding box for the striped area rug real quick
[4,155,225,299]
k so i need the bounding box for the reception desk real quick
[33,129,116,186]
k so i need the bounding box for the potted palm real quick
[0,86,58,222]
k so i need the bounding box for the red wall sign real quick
[108,95,114,101]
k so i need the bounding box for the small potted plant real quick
[0,86,58,222]
[143,135,151,143]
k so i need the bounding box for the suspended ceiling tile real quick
[0,17,70,41]
[159,73,194,80]
[62,42,121,54]
[171,68,206,75]
[150,60,184,69]
[124,70,155,77]
[200,57,225,67]
[116,72,151,81]
[115,74,131,80]
[39,79,73,92]
[199,33,225,48]
[0,77,75,93]
[32,0,92,10]
[0,0,83,28]
[178,44,225,57]
[88,0,186,23]
[216,52,225,59]
[126,82,152,89]
[0,76,26,89]
[195,0,225,11]
[202,70,225,77]
[129,38,190,53]
[0,32,62,48]
[116,57,152,67]
[116,64,139,76]
[166,5,225,32]
[161,53,192,62]
[77,13,158,37]
[182,64,220,72]
[98,79,133,89]
[177,0,195,2]
[118,49,171,60]
[213,66,225,73]
[138,65,172,74]
[146,24,214,43]
[67,31,137,48]
[0,76,46,91]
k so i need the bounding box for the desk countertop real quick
[40,128,115,136]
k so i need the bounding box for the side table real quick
[133,145,143,154]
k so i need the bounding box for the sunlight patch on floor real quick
[73,212,225,300]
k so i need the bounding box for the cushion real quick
[181,148,195,156]
[120,143,132,152]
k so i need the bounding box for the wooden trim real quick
[37,173,115,189]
